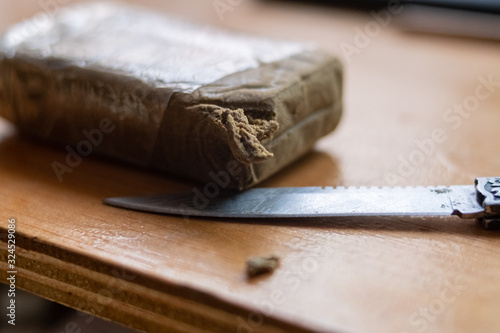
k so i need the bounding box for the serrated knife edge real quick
[103,177,500,229]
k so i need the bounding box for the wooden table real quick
[1,1,500,332]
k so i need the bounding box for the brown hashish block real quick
[0,3,343,190]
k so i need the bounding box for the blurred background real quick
[1,0,499,332]
[0,284,138,332]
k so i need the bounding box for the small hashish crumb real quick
[246,255,280,278]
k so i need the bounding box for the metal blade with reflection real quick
[104,177,500,229]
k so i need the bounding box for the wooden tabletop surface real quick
[1,1,500,332]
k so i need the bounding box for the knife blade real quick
[104,177,500,229]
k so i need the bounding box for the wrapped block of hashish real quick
[0,2,342,190]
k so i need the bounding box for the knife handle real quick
[475,177,500,229]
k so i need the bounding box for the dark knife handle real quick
[475,177,500,229]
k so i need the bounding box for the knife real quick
[104,177,500,229]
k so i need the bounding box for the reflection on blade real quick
[104,185,485,219]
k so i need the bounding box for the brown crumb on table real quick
[246,255,280,278]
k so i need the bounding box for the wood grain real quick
[1,0,500,332]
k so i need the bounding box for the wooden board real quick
[1,1,500,332]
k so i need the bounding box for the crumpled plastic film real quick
[0,2,343,189]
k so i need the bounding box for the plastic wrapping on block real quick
[0,2,343,189]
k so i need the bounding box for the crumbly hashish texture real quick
[246,255,280,278]
[190,104,278,164]
[0,2,343,189]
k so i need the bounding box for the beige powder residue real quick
[191,104,278,165]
